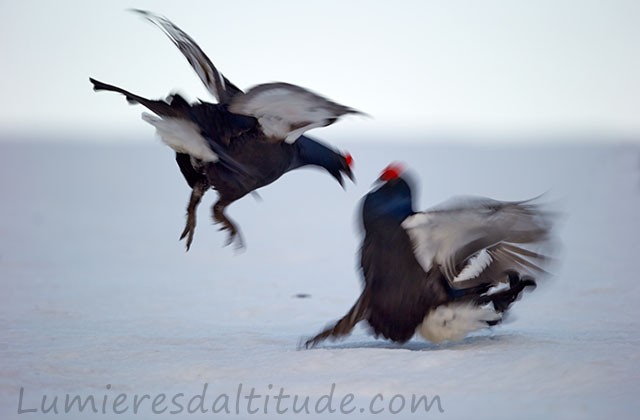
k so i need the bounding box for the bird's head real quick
[292,135,355,187]
[362,162,416,226]
[378,161,406,183]
[314,149,354,188]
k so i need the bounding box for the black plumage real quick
[91,10,357,249]
[305,164,554,348]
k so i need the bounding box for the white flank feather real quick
[417,303,501,343]
[141,113,218,162]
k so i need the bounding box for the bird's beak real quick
[343,152,356,185]
[337,171,355,190]
[346,167,356,184]
[370,178,383,188]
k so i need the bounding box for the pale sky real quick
[1,0,639,142]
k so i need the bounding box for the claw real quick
[178,181,207,252]
[179,221,195,251]
[230,232,245,250]
[485,271,537,312]
[179,206,197,251]
[521,276,537,289]
[184,229,195,251]
[222,222,244,249]
[212,199,245,249]
[179,225,189,240]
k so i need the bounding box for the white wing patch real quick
[401,213,438,273]
[229,82,362,143]
[141,113,218,162]
[402,196,554,286]
[402,211,486,277]
[453,249,493,283]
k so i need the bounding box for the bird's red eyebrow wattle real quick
[380,162,405,181]
[345,152,353,167]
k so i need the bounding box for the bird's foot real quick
[489,271,537,312]
[178,182,207,252]
[213,200,245,250]
[179,215,196,251]
[506,270,537,289]
[217,221,245,250]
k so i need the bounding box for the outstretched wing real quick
[402,196,556,289]
[131,9,242,103]
[228,82,363,144]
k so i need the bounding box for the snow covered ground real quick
[1,139,639,419]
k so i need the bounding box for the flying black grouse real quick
[90,10,358,249]
[305,163,555,348]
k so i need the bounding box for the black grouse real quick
[90,10,358,249]
[305,163,555,348]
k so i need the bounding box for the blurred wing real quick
[228,82,363,144]
[131,9,242,103]
[402,196,555,289]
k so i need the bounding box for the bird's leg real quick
[179,180,208,251]
[303,288,371,349]
[212,199,244,249]
[478,271,537,313]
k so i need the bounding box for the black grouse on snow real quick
[305,163,555,348]
[90,10,358,249]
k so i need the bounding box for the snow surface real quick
[1,140,639,419]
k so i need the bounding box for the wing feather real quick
[228,82,363,143]
[402,196,555,289]
[131,9,242,103]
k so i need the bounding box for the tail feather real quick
[90,77,259,178]
[89,77,183,118]
[303,287,371,349]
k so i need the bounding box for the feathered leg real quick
[303,288,372,349]
[212,199,244,249]
[179,180,208,251]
